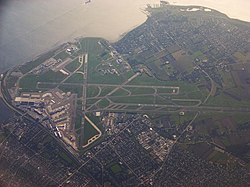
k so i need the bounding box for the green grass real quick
[86,98,100,105]
[128,74,199,93]
[128,74,167,86]
[6,75,19,89]
[87,54,126,84]
[99,86,116,97]
[110,96,155,104]
[186,91,205,100]
[87,85,100,98]
[97,98,110,108]
[172,99,200,106]
[88,70,126,84]
[169,111,196,125]
[19,70,66,90]
[40,70,67,82]
[75,114,83,130]
[100,51,110,60]
[87,113,103,131]
[206,92,250,107]
[155,96,173,105]
[19,50,55,74]
[58,84,83,97]
[192,50,204,59]
[220,70,235,89]
[0,133,6,143]
[65,73,84,84]
[110,163,122,174]
[59,152,73,164]
[79,38,111,84]
[220,137,232,147]
[145,60,170,80]
[19,69,68,90]
[110,88,129,97]
[81,118,99,146]
[78,114,103,151]
[79,38,103,54]
[124,105,140,110]
[196,112,249,127]
[233,51,250,62]
[37,83,57,89]
[19,74,39,90]
[178,82,200,93]
[126,87,155,95]
[78,37,133,85]
[54,51,70,61]
[195,112,227,122]
[172,50,194,73]
[157,88,176,94]
[232,113,250,124]
[64,58,81,72]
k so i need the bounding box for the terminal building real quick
[15,93,44,106]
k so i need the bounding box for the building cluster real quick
[65,44,79,55]
[153,146,250,186]
[98,40,131,76]
[137,129,174,162]
[103,112,117,134]
[0,116,94,187]
[79,114,162,186]
[114,6,250,85]
[14,88,77,149]
[3,6,250,186]
[31,57,71,75]
[79,113,250,186]
[31,44,79,75]
[2,112,250,187]
[98,62,119,76]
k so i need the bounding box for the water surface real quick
[0,0,160,72]
[1,0,249,73]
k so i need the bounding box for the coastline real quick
[1,1,250,74]
[113,8,151,43]
[0,0,158,74]
[167,0,250,23]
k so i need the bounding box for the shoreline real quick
[2,3,250,74]
[112,7,151,43]
[167,0,250,23]
[0,1,154,74]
